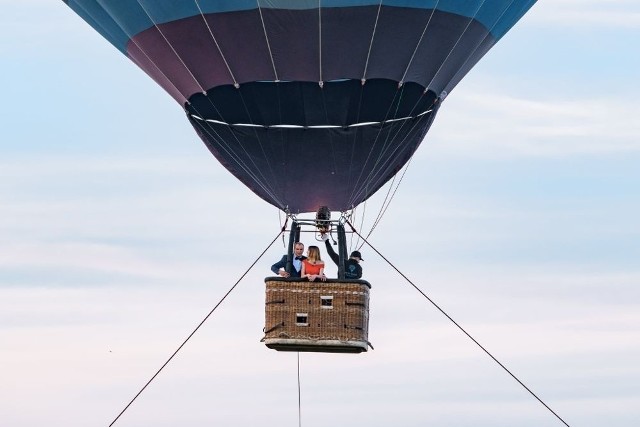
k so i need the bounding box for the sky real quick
[1,1,639,426]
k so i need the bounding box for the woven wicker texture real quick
[264,279,370,343]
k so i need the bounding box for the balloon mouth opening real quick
[185,79,439,128]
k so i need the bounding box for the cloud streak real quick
[430,90,640,157]
[528,0,640,28]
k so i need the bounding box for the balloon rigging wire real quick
[137,0,283,206]
[352,0,490,207]
[446,0,522,103]
[194,113,283,202]
[354,199,368,251]
[357,154,415,251]
[345,82,367,201]
[347,96,438,207]
[256,0,280,81]
[346,84,407,205]
[348,78,376,251]
[318,2,323,87]
[234,86,283,199]
[347,84,412,205]
[361,0,384,83]
[136,0,207,95]
[399,0,441,85]
[107,226,287,427]
[193,0,238,87]
[346,220,572,427]
[348,0,444,205]
[195,98,282,205]
[92,0,284,207]
[319,73,340,183]
[191,116,285,208]
[424,0,487,92]
[85,1,185,104]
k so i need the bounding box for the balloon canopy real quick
[63,0,536,213]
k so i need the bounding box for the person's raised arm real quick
[324,238,339,265]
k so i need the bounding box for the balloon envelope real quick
[63,0,536,213]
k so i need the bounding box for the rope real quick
[76,1,185,103]
[318,1,323,87]
[132,1,284,206]
[297,352,303,427]
[136,0,207,94]
[350,0,493,208]
[88,1,285,208]
[357,154,415,251]
[256,0,279,81]
[346,86,407,205]
[233,89,285,203]
[121,2,283,206]
[190,118,286,209]
[193,0,239,87]
[361,0,383,83]
[346,221,572,427]
[424,0,487,92]
[446,0,520,103]
[107,228,286,426]
[346,106,431,207]
[399,0,441,85]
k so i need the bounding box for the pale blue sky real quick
[1,1,639,427]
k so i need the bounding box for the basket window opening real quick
[321,296,334,308]
[296,313,309,326]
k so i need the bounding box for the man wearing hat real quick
[321,235,363,279]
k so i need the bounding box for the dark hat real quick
[350,251,363,261]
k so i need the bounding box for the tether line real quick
[346,220,571,427]
[297,352,303,427]
[108,227,286,426]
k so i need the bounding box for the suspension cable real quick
[399,0,441,85]
[136,0,208,94]
[361,0,383,83]
[446,0,520,105]
[193,0,239,87]
[256,0,279,81]
[424,0,487,92]
[108,227,286,426]
[346,220,572,427]
[136,1,284,206]
[347,104,434,207]
[357,154,414,251]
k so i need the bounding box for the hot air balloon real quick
[63,0,537,353]
[63,0,536,215]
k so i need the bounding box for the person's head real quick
[349,251,363,263]
[307,246,321,262]
[294,242,304,257]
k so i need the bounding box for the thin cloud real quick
[529,0,640,28]
[429,91,640,157]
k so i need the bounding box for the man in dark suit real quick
[271,242,306,278]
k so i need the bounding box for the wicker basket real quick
[262,277,371,353]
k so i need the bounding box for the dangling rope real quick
[297,352,303,427]
[108,227,286,426]
[345,220,572,427]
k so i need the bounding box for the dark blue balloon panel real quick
[63,0,537,212]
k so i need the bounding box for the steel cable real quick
[108,226,286,426]
[346,220,572,427]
